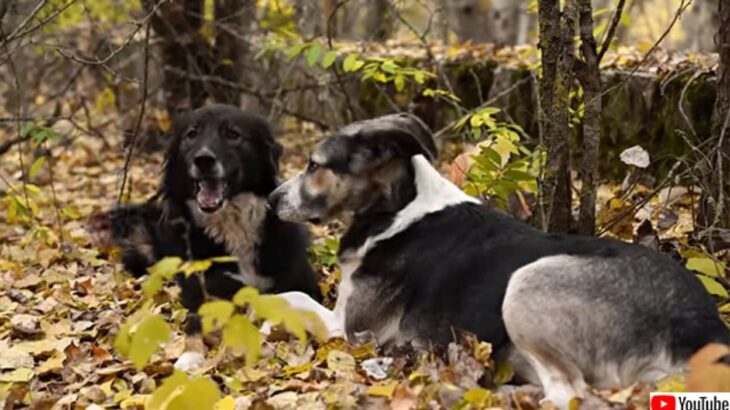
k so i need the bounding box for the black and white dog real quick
[105,104,320,369]
[268,113,730,408]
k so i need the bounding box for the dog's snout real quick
[193,152,217,174]
[268,188,283,210]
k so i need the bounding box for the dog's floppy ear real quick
[256,121,283,176]
[161,111,192,199]
[349,113,437,173]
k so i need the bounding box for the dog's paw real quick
[174,351,205,372]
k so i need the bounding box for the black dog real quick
[104,105,320,369]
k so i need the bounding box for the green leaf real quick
[321,50,337,69]
[696,275,729,298]
[413,70,426,84]
[147,257,183,279]
[305,43,322,66]
[342,53,364,72]
[223,314,261,365]
[28,156,46,178]
[505,169,535,182]
[287,43,306,61]
[380,59,398,74]
[686,257,725,277]
[198,300,235,333]
[394,74,405,92]
[20,122,36,138]
[129,314,170,370]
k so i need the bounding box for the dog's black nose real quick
[193,153,217,174]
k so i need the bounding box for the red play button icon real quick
[651,395,676,410]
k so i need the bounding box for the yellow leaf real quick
[223,314,261,365]
[168,376,220,410]
[232,287,260,307]
[198,300,234,333]
[147,257,183,279]
[180,260,212,276]
[129,315,170,370]
[686,257,725,277]
[147,371,188,410]
[120,395,149,408]
[209,256,238,264]
[156,111,171,132]
[327,350,355,373]
[696,275,729,298]
[29,156,46,178]
[366,382,398,399]
[249,294,288,323]
[463,387,491,407]
[0,368,34,382]
[142,274,166,299]
[214,396,236,410]
[36,351,65,375]
[282,311,308,343]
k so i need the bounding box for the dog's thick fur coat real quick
[107,105,321,336]
[269,113,730,408]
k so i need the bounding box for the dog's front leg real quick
[264,291,345,338]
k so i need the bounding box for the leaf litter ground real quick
[0,120,729,410]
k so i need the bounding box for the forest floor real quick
[0,118,728,410]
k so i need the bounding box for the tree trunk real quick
[144,0,210,119]
[365,0,391,42]
[443,0,493,43]
[681,0,718,52]
[698,0,730,235]
[575,0,602,236]
[210,0,254,105]
[536,0,573,233]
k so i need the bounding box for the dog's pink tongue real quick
[197,181,223,209]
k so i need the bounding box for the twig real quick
[325,0,357,122]
[597,0,626,61]
[118,22,151,203]
[0,26,30,211]
[55,0,167,66]
[434,76,532,139]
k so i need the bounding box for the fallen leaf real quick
[0,368,35,382]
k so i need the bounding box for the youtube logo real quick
[652,395,676,410]
[649,393,730,410]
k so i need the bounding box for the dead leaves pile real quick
[1,121,729,410]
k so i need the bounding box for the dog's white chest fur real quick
[189,193,273,290]
[336,155,478,339]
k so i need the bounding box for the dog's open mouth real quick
[195,179,228,213]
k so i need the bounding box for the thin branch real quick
[434,76,532,139]
[118,22,151,203]
[597,0,626,61]
[55,0,167,66]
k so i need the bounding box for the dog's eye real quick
[185,129,197,139]
[307,161,319,173]
[226,130,241,140]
